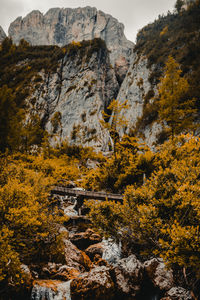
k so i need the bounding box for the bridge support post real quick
[76,196,84,216]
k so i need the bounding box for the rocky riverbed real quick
[23,191,192,300]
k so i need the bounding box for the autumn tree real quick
[0,151,81,294]
[100,99,129,151]
[83,135,154,193]
[0,85,24,152]
[158,56,197,139]
[175,0,184,13]
[22,113,46,153]
[87,134,200,298]
[50,111,63,144]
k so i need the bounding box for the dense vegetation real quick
[87,134,200,297]
[157,56,197,140]
[0,142,104,297]
[135,0,200,133]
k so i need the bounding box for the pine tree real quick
[175,0,184,13]
[158,56,197,140]
[0,85,24,152]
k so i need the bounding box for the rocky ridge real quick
[5,7,163,148]
[116,54,162,146]
[0,26,6,43]
[8,7,134,80]
[2,3,199,149]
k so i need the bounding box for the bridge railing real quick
[51,186,123,202]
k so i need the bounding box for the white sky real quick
[1,0,176,42]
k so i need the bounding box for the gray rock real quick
[85,243,104,259]
[71,266,115,300]
[26,39,118,150]
[69,228,102,250]
[117,55,153,128]
[116,54,162,148]
[144,258,174,291]
[163,286,192,300]
[112,255,144,297]
[8,7,134,77]
[64,239,92,272]
[42,262,80,281]
[0,26,6,43]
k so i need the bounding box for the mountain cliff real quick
[1,2,200,150]
[27,39,119,150]
[0,26,6,43]
[117,1,200,145]
[0,38,118,150]
[8,7,134,82]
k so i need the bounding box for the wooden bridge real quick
[50,186,123,215]
[51,186,123,202]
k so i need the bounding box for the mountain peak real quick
[8,7,134,71]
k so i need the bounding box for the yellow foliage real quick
[83,135,153,192]
[160,26,168,36]
[71,41,82,47]
[86,134,200,280]
[100,99,129,150]
[158,56,197,139]
[0,151,81,289]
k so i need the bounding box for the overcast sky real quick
[1,0,176,42]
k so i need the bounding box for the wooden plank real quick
[51,186,123,202]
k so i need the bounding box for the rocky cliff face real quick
[5,4,199,149]
[6,7,165,148]
[27,39,118,150]
[0,26,6,43]
[8,7,134,82]
[117,55,152,130]
[115,54,162,147]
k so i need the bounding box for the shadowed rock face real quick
[0,26,6,43]
[8,7,134,79]
[26,39,119,150]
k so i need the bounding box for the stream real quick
[31,281,71,300]
[30,195,161,300]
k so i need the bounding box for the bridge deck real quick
[51,186,123,202]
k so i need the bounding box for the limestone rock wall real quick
[8,7,134,81]
[115,54,162,147]
[27,40,119,150]
[0,26,6,43]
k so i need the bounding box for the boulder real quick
[93,254,108,267]
[64,239,92,272]
[71,266,115,300]
[85,243,104,260]
[69,228,102,250]
[42,262,80,281]
[162,287,192,300]
[144,258,174,291]
[112,255,144,298]
[102,238,122,264]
